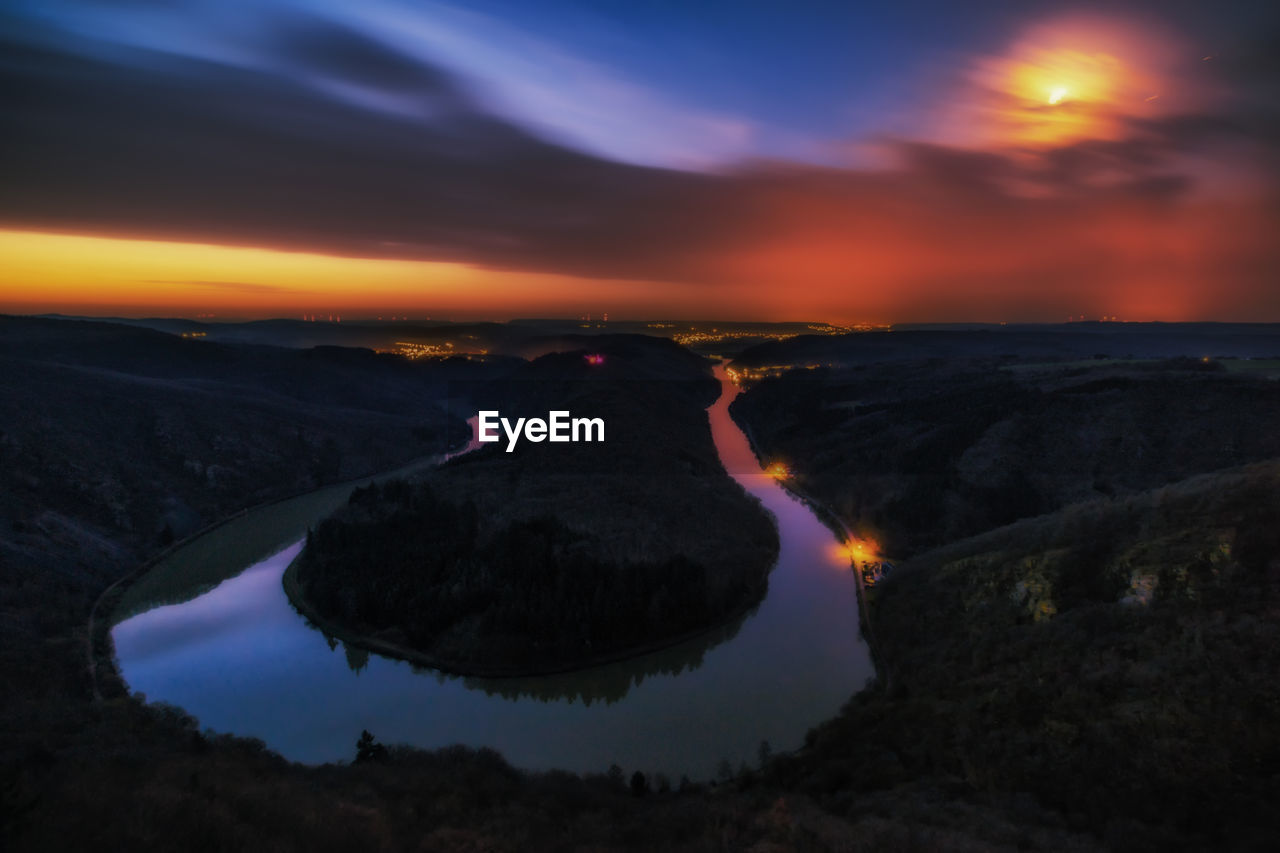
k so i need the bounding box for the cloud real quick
[1,10,1278,321]
[9,0,760,170]
[338,1,759,169]
[267,11,459,96]
[0,16,744,276]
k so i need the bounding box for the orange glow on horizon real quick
[1,16,1276,326]
[0,229,703,320]
[2,187,1277,326]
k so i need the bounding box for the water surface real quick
[113,368,874,779]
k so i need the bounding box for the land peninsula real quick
[287,336,779,675]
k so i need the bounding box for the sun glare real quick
[954,15,1185,148]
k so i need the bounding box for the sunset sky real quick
[2,0,1278,322]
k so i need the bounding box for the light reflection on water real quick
[113,368,873,779]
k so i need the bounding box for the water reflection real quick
[113,371,874,779]
[343,643,369,674]
[453,606,754,705]
[291,552,757,705]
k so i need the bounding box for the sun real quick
[1048,86,1069,105]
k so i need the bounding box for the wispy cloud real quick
[335,1,758,169]
[9,0,762,169]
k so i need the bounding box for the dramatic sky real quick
[2,0,1278,321]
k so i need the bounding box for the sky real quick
[1,0,1278,322]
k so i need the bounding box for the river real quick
[111,366,875,780]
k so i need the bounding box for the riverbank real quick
[730,407,889,690]
[110,356,871,779]
[280,547,768,679]
[91,450,462,704]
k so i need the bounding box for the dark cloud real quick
[0,18,747,281]
[1,12,1278,314]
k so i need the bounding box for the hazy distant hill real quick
[734,323,1280,368]
[7,315,519,407]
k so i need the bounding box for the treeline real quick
[295,478,761,670]
[732,359,1280,557]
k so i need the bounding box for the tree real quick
[629,771,648,797]
[344,643,369,674]
[355,729,387,763]
[606,763,625,788]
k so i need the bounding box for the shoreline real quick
[278,367,782,682]
[90,441,471,704]
[280,548,771,680]
[730,399,891,690]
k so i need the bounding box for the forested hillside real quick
[732,357,1280,556]
[767,459,1280,849]
[292,336,779,673]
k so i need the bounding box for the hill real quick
[5,320,1279,851]
[733,323,1280,370]
[290,336,779,673]
[731,357,1280,556]
[767,459,1280,849]
[0,315,485,714]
